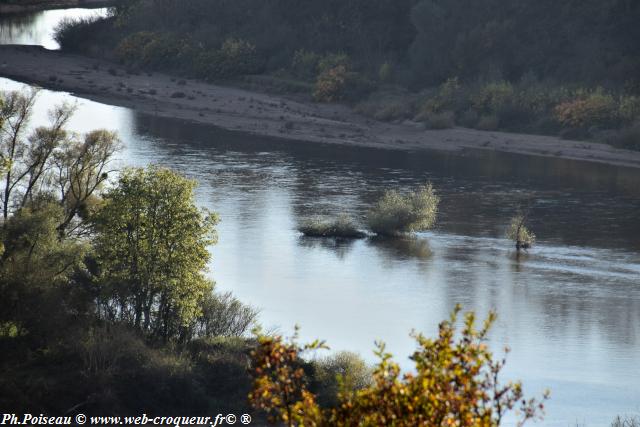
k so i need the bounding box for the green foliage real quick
[249,308,549,426]
[190,291,259,339]
[355,87,419,122]
[311,351,372,408]
[618,96,640,124]
[416,77,464,117]
[207,38,263,78]
[0,95,258,415]
[298,215,366,239]
[367,183,440,237]
[378,62,394,83]
[423,111,455,129]
[115,31,194,70]
[93,166,219,342]
[0,90,119,232]
[313,59,373,103]
[472,82,516,115]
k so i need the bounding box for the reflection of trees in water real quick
[297,235,434,263]
[368,236,433,261]
[297,236,356,260]
[0,13,42,42]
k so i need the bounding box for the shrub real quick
[553,89,618,128]
[424,111,455,129]
[476,114,500,131]
[367,183,440,237]
[217,38,262,76]
[249,307,549,426]
[619,95,640,123]
[606,121,640,150]
[471,81,515,114]
[355,90,416,122]
[195,38,262,79]
[378,62,394,83]
[415,77,466,119]
[311,351,372,408]
[506,214,536,251]
[317,53,351,74]
[313,65,373,103]
[190,292,259,339]
[298,214,366,239]
[54,16,103,51]
[115,31,194,69]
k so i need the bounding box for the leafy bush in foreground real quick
[367,183,440,236]
[249,307,549,426]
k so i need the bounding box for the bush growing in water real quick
[298,214,365,238]
[506,214,536,252]
[367,183,439,236]
[249,307,549,426]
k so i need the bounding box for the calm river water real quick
[1,9,640,426]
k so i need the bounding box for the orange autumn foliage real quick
[249,307,549,427]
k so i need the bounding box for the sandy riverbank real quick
[0,0,111,14]
[2,45,640,169]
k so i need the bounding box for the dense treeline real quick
[62,0,640,87]
[56,0,640,149]
[409,0,640,88]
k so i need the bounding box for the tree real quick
[1,89,39,221]
[0,89,119,235]
[506,213,535,252]
[367,183,439,236]
[249,307,549,427]
[93,166,219,342]
[0,197,87,343]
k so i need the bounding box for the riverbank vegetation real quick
[0,89,259,414]
[54,0,640,149]
[249,307,549,426]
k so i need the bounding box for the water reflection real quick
[1,71,640,426]
[369,236,433,262]
[0,8,109,49]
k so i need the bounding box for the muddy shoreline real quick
[2,45,640,170]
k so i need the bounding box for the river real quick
[1,8,639,426]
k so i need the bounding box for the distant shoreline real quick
[2,45,640,170]
[0,0,113,14]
